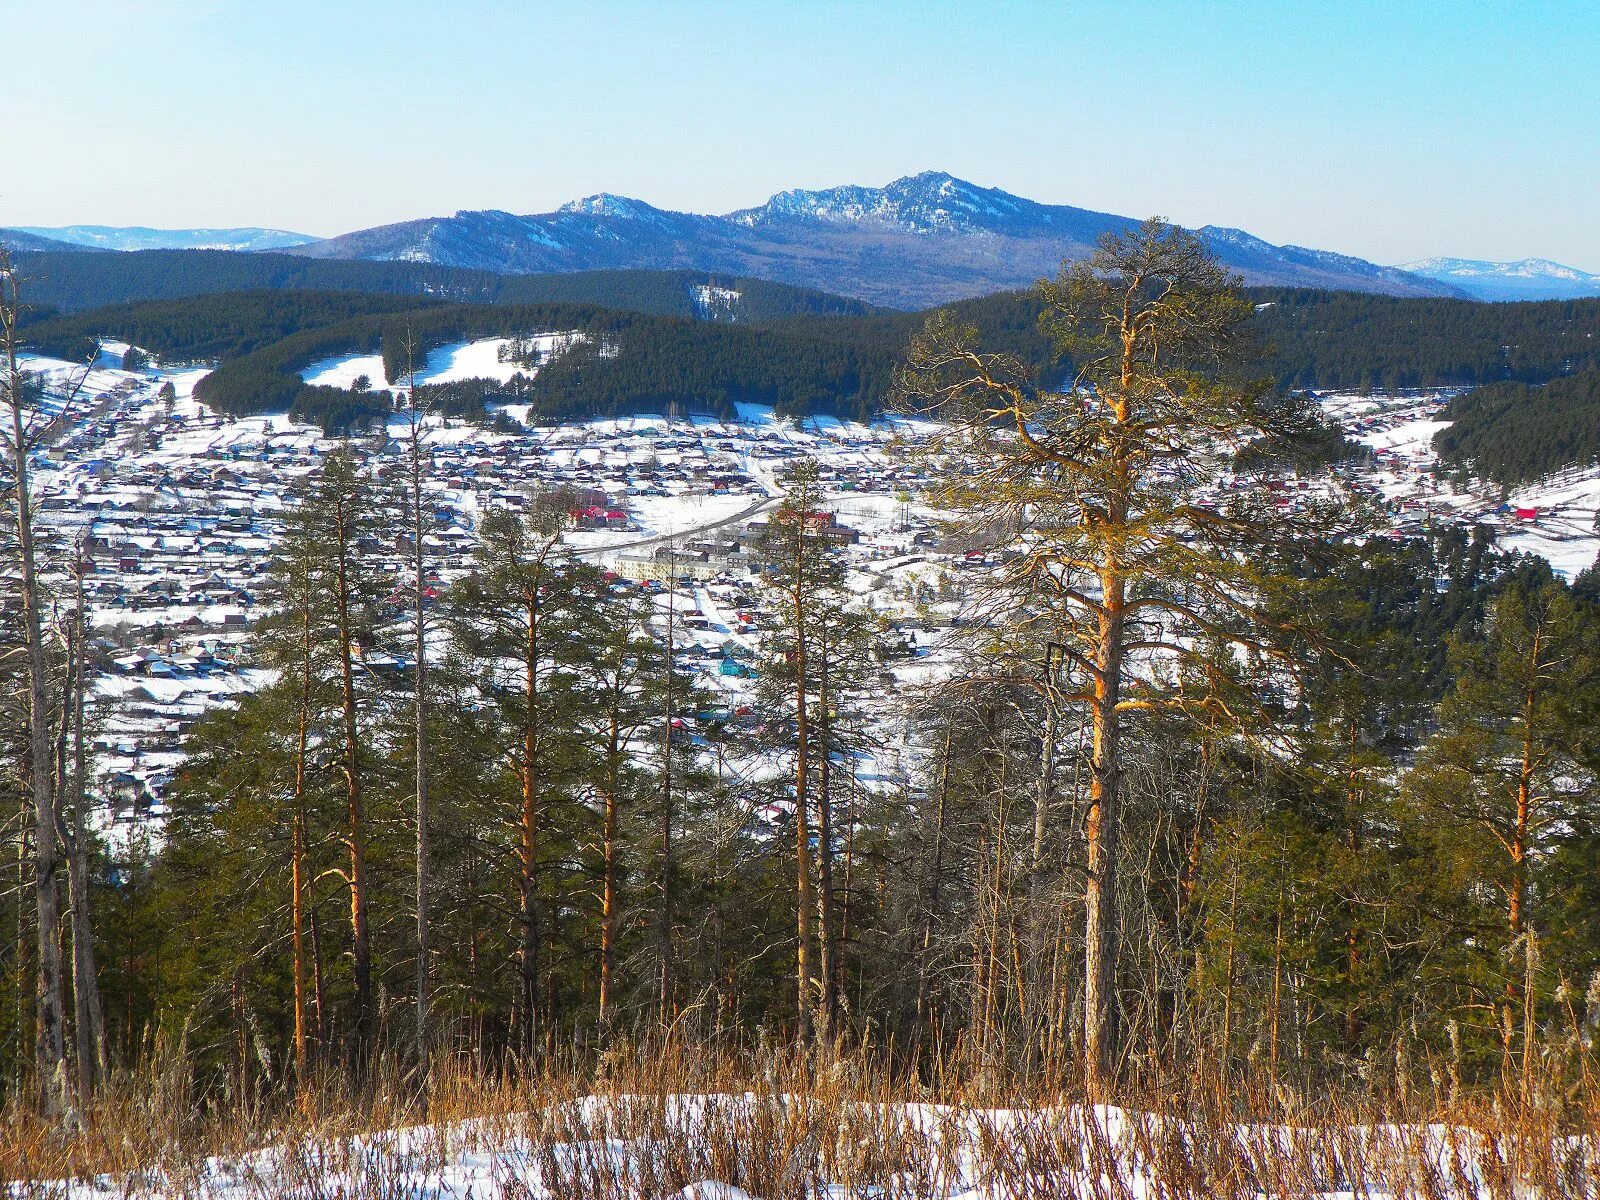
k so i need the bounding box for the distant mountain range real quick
[8,175,1597,307]
[281,172,1466,308]
[1397,257,1600,302]
[0,228,108,254]
[10,225,315,253]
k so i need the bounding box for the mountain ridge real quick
[1397,256,1600,302]
[1,228,109,254]
[15,225,315,252]
[287,171,1468,308]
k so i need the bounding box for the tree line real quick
[12,251,879,321]
[22,276,1600,444]
[1437,369,1600,488]
[7,230,1600,1121]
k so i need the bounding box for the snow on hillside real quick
[1321,391,1600,578]
[301,334,584,389]
[1396,256,1600,300]
[692,284,742,319]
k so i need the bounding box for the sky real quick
[3,0,1597,268]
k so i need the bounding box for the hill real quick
[1,228,106,254]
[12,225,316,252]
[1248,289,1600,390]
[17,290,453,364]
[1397,256,1600,302]
[9,249,879,321]
[21,283,1600,436]
[185,300,907,430]
[287,171,1463,307]
[1437,370,1600,487]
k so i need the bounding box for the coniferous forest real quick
[19,268,1600,487]
[7,225,1600,1192]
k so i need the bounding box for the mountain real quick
[9,250,879,322]
[14,225,315,252]
[289,171,1462,308]
[1397,257,1600,302]
[1,228,107,253]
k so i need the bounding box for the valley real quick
[19,331,1600,831]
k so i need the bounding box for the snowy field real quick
[301,333,585,389]
[26,1094,1586,1199]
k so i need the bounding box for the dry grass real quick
[3,1042,1598,1197]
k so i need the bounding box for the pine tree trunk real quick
[518,591,542,1055]
[916,728,952,1029]
[67,555,104,1094]
[658,564,676,1026]
[332,511,372,1064]
[410,410,431,1071]
[291,561,314,1081]
[792,542,818,1045]
[1083,575,1125,1098]
[598,705,620,1038]
[815,624,838,1036]
[3,271,70,1112]
[1506,641,1540,1060]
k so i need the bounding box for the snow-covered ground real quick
[301,333,586,389]
[12,344,950,824]
[1321,391,1600,578]
[26,1094,1578,1199]
[15,342,1600,833]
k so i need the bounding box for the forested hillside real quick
[1437,369,1600,486]
[191,300,906,428]
[1249,288,1600,389]
[13,249,878,320]
[19,290,450,363]
[21,273,1600,474]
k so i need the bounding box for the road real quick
[570,490,781,560]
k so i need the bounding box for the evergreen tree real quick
[445,497,606,1050]
[1406,576,1600,1079]
[901,220,1330,1093]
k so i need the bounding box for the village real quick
[12,343,1600,827]
[17,343,962,823]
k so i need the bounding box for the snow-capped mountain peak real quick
[1396,257,1600,301]
[557,194,669,222]
[732,171,1036,234]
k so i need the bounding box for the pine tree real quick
[752,458,856,1045]
[446,497,604,1052]
[263,449,391,1066]
[1408,576,1599,1078]
[901,220,1327,1093]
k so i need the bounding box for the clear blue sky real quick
[4,0,1596,268]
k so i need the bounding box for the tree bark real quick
[792,534,819,1045]
[331,492,372,1064]
[408,383,431,1072]
[2,258,70,1112]
[291,546,315,1081]
[658,561,677,1026]
[815,621,838,1033]
[1083,558,1126,1097]
[66,547,105,1094]
[598,705,621,1038]
[518,587,542,1054]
